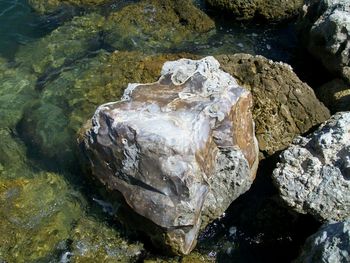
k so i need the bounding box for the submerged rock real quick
[79,56,259,254]
[317,78,350,113]
[0,172,84,262]
[295,220,350,263]
[205,0,304,21]
[301,0,350,75]
[0,128,29,179]
[217,54,330,157]
[0,60,37,128]
[28,0,111,14]
[273,112,350,222]
[104,0,215,52]
[16,13,105,75]
[19,51,190,165]
[70,216,143,262]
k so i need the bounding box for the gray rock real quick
[302,0,350,74]
[273,112,350,222]
[79,56,259,255]
[295,220,350,263]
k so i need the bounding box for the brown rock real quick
[216,54,330,156]
[205,0,303,21]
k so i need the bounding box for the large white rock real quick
[79,56,259,255]
[273,112,350,222]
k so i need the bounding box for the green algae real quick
[104,0,215,53]
[0,128,29,179]
[0,60,37,129]
[0,172,85,262]
[144,251,214,263]
[19,50,191,167]
[28,0,114,14]
[70,216,143,262]
[15,13,105,75]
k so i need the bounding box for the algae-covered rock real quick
[19,51,191,165]
[104,0,215,52]
[0,129,29,179]
[144,251,214,263]
[70,216,143,262]
[16,13,105,75]
[216,53,330,156]
[317,78,350,113]
[0,61,37,128]
[206,0,303,21]
[0,172,84,262]
[28,0,112,14]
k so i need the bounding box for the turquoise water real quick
[0,1,317,262]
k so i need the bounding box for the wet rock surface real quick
[205,0,304,21]
[28,0,113,14]
[295,220,350,263]
[216,53,330,157]
[301,0,350,75]
[273,112,350,222]
[104,0,215,53]
[18,51,191,167]
[0,172,84,262]
[70,216,143,262]
[16,13,105,75]
[0,59,37,128]
[80,56,259,254]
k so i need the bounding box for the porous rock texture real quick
[273,112,350,222]
[216,54,330,157]
[79,56,259,255]
[205,0,304,21]
[301,0,350,75]
[295,220,350,263]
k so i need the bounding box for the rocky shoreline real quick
[0,0,349,262]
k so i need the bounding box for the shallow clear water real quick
[0,1,317,262]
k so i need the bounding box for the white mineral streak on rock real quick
[81,56,259,255]
[273,112,350,222]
